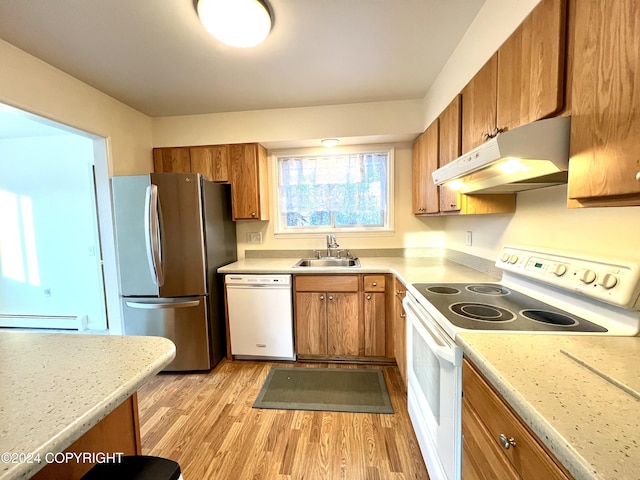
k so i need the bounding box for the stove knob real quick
[579,269,597,285]
[553,264,568,277]
[501,252,510,262]
[598,273,618,289]
[508,254,519,264]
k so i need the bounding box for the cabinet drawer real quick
[364,275,385,292]
[295,275,359,292]
[462,359,570,480]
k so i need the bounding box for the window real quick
[275,147,393,234]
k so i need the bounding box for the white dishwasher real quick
[225,274,295,360]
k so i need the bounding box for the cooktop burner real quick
[412,282,607,333]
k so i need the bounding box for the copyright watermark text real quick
[1,451,124,465]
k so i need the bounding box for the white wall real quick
[0,135,107,328]
[444,186,640,260]
[0,39,153,175]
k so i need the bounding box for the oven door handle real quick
[404,296,461,367]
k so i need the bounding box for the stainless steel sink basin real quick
[293,257,360,268]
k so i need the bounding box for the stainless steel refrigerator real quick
[111,173,237,371]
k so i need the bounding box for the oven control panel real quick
[496,246,640,309]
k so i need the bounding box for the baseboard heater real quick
[0,314,88,331]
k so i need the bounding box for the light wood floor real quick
[137,360,429,480]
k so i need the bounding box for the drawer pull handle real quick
[499,434,516,450]
[372,282,377,286]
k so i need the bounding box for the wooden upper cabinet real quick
[497,0,567,131]
[229,143,270,220]
[439,95,462,212]
[190,145,229,183]
[461,54,498,153]
[152,147,191,173]
[412,120,439,215]
[567,0,640,207]
[153,145,230,183]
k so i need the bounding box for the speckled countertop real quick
[0,332,175,480]
[218,255,498,284]
[458,334,640,480]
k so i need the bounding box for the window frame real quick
[271,144,395,237]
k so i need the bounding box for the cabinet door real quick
[462,398,519,480]
[567,0,640,206]
[497,0,567,131]
[295,292,327,355]
[229,143,270,220]
[364,292,386,357]
[393,277,407,390]
[461,54,498,154]
[412,120,440,215]
[439,95,462,212]
[152,147,191,173]
[327,292,361,356]
[190,145,229,183]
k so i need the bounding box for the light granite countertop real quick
[218,255,498,284]
[458,333,640,480]
[0,332,176,480]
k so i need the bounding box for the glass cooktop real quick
[412,282,608,333]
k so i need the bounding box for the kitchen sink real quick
[293,257,361,268]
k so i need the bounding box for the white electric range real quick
[402,245,640,480]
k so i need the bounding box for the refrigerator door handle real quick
[144,184,165,287]
[125,300,201,309]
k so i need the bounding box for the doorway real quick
[0,103,120,332]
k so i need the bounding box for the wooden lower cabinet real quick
[31,395,141,480]
[462,359,572,480]
[327,292,361,356]
[392,276,407,390]
[294,274,392,361]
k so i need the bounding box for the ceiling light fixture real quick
[321,138,339,148]
[196,0,272,48]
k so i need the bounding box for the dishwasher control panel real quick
[225,274,291,286]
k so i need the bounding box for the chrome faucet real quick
[326,234,339,257]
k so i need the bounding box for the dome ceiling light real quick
[196,0,272,48]
[321,138,340,148]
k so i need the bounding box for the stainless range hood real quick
[432,116,570,194]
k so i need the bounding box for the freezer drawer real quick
[122,296,211,371]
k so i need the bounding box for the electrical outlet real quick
[246,232,263,244]
[465,231,473,246]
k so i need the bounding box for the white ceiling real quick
[0,0,486,118]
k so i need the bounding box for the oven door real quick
[404,292,463,480]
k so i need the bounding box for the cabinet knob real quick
[328,295,333,301]
[400,313,406,318]
[319,295,325,300]
[499,434,516,450]
[636,172,640,182]
[372,282,377,287]
[251,212,256,217]
[366,295,371,300]
[450,203,457,208]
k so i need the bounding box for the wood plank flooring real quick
[137,360,429,480]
